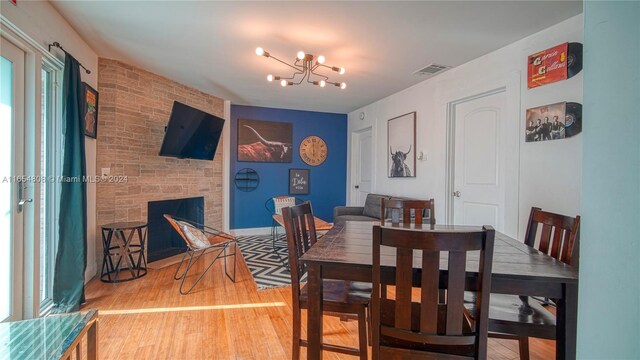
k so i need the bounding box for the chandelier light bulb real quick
[339,67,346,75]
[319,80,326,87]
[255,47,264,56]
[280,79,287,87]
[317,55,326,64]
[340,82,347,89]
[267,74,274,82]
[297,51,305,60]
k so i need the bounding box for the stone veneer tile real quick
[96,58,224,269]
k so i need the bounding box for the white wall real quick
[347,15,583,239]
[2,1,99,280]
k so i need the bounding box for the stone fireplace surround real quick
[96,58,224,270]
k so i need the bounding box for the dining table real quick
[300,220,578,360]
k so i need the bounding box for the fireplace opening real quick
[147,196,204,262]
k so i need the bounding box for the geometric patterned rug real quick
[236,234,306,290]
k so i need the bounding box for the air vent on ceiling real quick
[414,63,451,77]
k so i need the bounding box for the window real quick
[39,64,61,313]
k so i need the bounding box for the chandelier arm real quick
[316,63,332,71]
[269,55,303,72]
[309,72,330,81]
[293,70,308,85]
[281,69,305,81]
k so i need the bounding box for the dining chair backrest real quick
[281,202,318,301]
[265,196,301,215]
[372,224,495,358]
[380,198,435,226]
[524,207,581,265]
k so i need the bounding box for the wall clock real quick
[299,136,328,166]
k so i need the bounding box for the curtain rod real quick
[48,42,91,74]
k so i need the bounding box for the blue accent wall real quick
[230,105,347,229]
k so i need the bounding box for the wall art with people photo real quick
[525,102,567,142]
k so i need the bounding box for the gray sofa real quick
[333,194,392,222]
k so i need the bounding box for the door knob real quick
[453,191,461,198]
[355,185,359,189]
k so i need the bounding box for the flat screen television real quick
[159,101,225,160]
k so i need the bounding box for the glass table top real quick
[0,310,96,360]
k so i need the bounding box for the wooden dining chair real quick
[486,207,581,360]
[282,202,371,360]
[371,224,495,359]
[379,198,436,300]
[380,198,435,225]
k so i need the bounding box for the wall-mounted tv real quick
[159,101,225,160]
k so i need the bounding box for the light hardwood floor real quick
[83,250,555,359]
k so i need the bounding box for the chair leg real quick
[292,307,301,360]
[224,242,237,282]
[178,248,225,295]
[173,251,190,280]
[357,307,368,360]
[366,306,372,345]
[518,337,530,360]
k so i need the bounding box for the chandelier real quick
[255,47,347,89]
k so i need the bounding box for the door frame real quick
[444,73,521,237]
[349,125,373,205]
[1,18,64,319]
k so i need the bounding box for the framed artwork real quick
[238,119,293,162]
[289,169,310,195]
[525,102,566,142]
[387,111,416,178]
[83,82,99,138]
[525,101,582,142]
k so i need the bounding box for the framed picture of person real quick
[387,111,416,177]
[83,82,99,139]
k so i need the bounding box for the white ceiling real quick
[51,1,582,113]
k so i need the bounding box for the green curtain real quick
[52,54,87,313]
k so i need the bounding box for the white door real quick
[1,38,26,322]
[452,90,506,231]
[351,127,372,206]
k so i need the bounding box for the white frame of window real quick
[38,62,62,315]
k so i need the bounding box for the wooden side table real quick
[101,221,148,283]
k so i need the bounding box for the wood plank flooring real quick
[83,251,555,359]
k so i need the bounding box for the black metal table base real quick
[101,222,148,283]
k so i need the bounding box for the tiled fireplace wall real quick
[96,58,224,268]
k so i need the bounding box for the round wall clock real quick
[299,136,328,166]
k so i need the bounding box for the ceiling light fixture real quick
[255,47,347,89]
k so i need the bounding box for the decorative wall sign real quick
[238,119,293,162]
[83,82,99,138]
[234,168,260,192]
[289,169,310,195]
[388,112,416,178]
[527,42,583,89]
[299,135,328,166]
[525,102,582,142]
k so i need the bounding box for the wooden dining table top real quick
[301,220,578,284]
